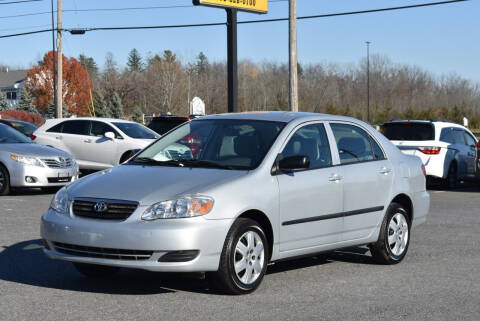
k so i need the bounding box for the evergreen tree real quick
[195,52,209,74]
[79,54,99,79]
[17,87,39,114]
[45,102,69,118]
[109,92,124,119]
[132,106,143,123]
[92,91,110,117]
[0,91,8,111]
[163,50,176,63]
[127,48,143,72]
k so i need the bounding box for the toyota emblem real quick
[93,202,108,213]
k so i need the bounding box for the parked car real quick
[33,118,160,170]
[0,123,79,195]
[381,120,479,188]
[147,114,197,136]
[41,112,429,294]
[0,119,38,138]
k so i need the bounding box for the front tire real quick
[208,218,269,295]
[73,263,119,278]
[0,164,11,196]
[370,203,411,265]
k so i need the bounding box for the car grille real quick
[42,158,73,168]
[72,198,138,220]
[53,242,153,261]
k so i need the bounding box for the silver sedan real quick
[41,112,430,294]
[0,123,79,195]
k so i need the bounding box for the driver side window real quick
[281,123,332,169]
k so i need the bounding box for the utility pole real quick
[56,0,63,118]
[289,0,298,112]
[50,0,56,116]
[366,41,371,123]
[226,9,238,113]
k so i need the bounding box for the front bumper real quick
[40,208,232,272]
[9,162,79,187]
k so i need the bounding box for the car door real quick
[462,130,477,178]
[277,122,344,252]
[88,121,121,166]
[329,122,393,241]
[452,129,470,179]
[60,120,91,163]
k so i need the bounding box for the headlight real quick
[50,187,70,214]
[10,155,44,167]
[142,195,214,220]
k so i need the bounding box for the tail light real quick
[417,146,441,155]
[476,141,480,149]
[30,134,36,140]
[421,164,426,177]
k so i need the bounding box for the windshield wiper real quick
[131,157,186,167]
[132,157,236,170]
[179,159,236,170]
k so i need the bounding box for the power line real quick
[0,0,470,39]
[0,0,42,4]
[0,0,287,20]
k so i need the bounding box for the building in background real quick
[0,69,28,109]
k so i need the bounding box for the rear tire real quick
[0,164,11,196]
[208,218,269,295]
[73,263,119,278]
[370,202,411,265]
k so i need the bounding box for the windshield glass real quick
[133,119,285,170]
[113,122,160,139]
[11,121,37,136]
[0,123,32,144]
[381,122,435,141]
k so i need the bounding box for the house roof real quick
[0,70,28,88]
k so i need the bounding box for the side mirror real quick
[278,155,310,172]
[104,132,115,140]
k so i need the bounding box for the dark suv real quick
[147,115,198,136]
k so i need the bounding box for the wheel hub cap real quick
[388,213,409,256]
[234,230,265,285]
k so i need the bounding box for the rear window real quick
[148,119,188,135]
[381,123,435,141]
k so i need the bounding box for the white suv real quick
[33,118,159,170]
[382,120,479,188]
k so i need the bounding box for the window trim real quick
[328,121,388,166]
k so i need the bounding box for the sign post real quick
[193,0,268,113]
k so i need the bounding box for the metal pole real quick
[227,8,238,113]
[56,0,63,118]
[366,41,371,123]
[289,0,298,112]
[51,0,57,116]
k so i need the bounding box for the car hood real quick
[68,164,247,206]
[0,143,71,158]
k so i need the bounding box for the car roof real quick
[384,119,468,130]
[199,111,356,123]
[0,119,36,126]
[42,117,134,125]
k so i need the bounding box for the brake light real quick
[421,164,426,177]
[30,134,36,140]
[476,141,480,149]
[417,146,441,155]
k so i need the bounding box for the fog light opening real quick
[158,250,199,263]
[25,176,37,183]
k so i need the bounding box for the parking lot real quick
[0,186,479,321]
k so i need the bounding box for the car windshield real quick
[148,119,187,135]
[11,121,37,136]
[0,123,33,144]
[132,119,285,170]
[381,122,435,141]
[113,122,160,139]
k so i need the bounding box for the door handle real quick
[55,136,62,140]
[84,139,92,143]
[379,167,392,175]
[328,174,343,182]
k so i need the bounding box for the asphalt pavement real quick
[0,186,479,321]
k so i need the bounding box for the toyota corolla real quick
[41,112,430,294]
